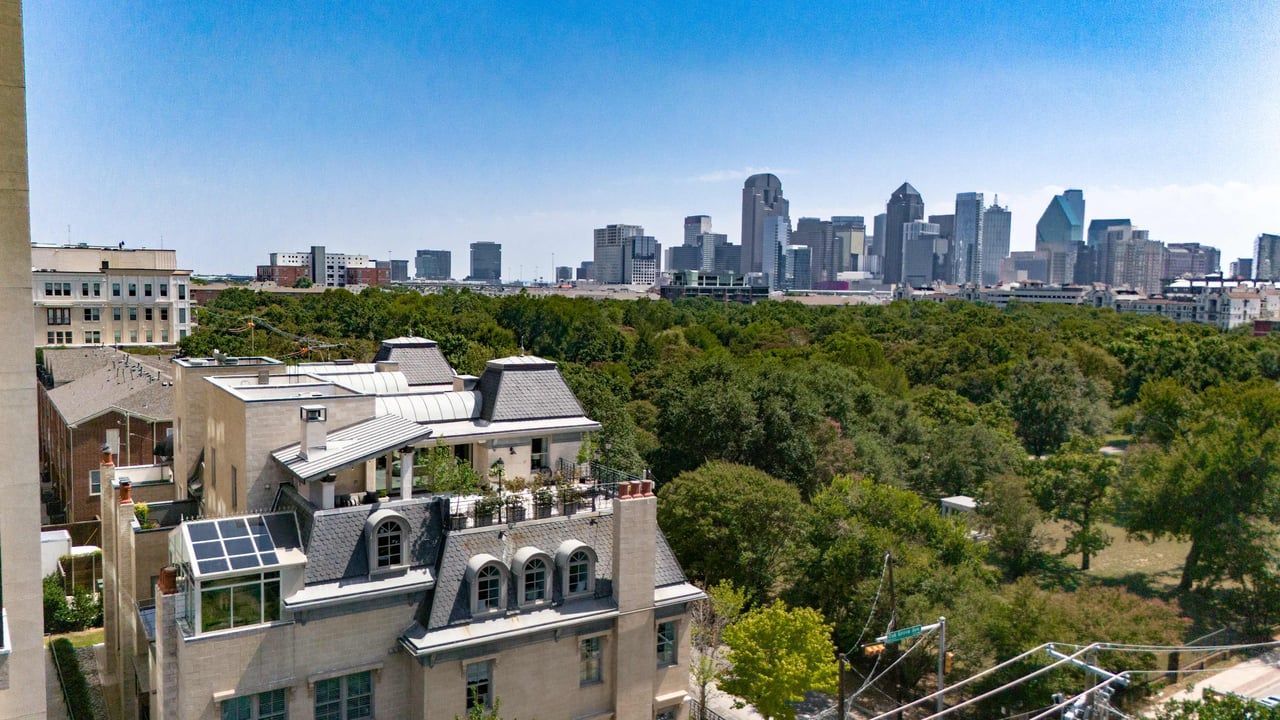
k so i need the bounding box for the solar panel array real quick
[186,515,299,576]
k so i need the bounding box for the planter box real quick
[562,500,579,517]
[534,503,553,520]
[474,511,496,527]
[450,513,468,531]
[506,505,527,523]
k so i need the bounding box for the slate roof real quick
[373,337,455,386]
[475,356,586,422]
[275,486,446,585]
[45,357,174,425]
[425,513,617,630]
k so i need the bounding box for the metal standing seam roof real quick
[324,370,412,395]
[375,391,481,423]
[272,414,437,482]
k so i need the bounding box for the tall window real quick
[179,307,187,324]
[221,689,286,720]
[314,671,372,720]
[81,282,89,296]
[129,307,137,321]
[477,566,501,611]
[523,558,547,603]
[579,636,603,685]
[93,282,101,297]
[177,283,187,299]
[568,550,590,594]
[144,283,152,296]
[375,522,402,568]
[160,282,168,297]
[46,308,70,325]
[657,621,677,666]
[83,308,100,322]
[144,307,153,321]
[128,282,137,297]
[199,571,281,633]
[112,282,121,297]
[531,437,549,470]
[113,307,122,321]
[160,307,169,321]
[465,662,491,710]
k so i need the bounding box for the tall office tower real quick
[1002,250,1052,283]
[1035,189,1084,284]
[555,266,573,282]
[953,192,984,284]
[626,235,661,285]
[665,245,702,272]
[928,214,956,283]
[375,260,410,282]
[415,249,452,280]
[740,174,789,275]
[713,244,742,273]
[684,215,713,247]
[0,2,49,714]
[901,220,942,288]
[784,245,812,290]
[981,200,1012,286]
[831,216,866,272]
[576,261,595,281]
[593,224,643,284]
[694,233,728,271]
[1103,225,1165,294]
[762,216,791,290]
[883,183,925,285]
[1230,258,1254,280]
[1255,233,1280,281]
[1073,242,1099,284]
[1086,218,1131,285]
[1164,243,1221,278]
[793,218,836,284]
[468,241,503,283]
[869,213,887,277]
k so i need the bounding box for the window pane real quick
[465,662,490,709]
[346,671,373,719]
[263,578,281,623]
[658,621,677,666]
[569,551,590,593]
[524,559,546,603]
[231,582,263,627]
[257,689,286,720]
[314,678,342,720]
[221,696,251,720]
[580,636,602,685]
[201,588,232,632]
[477,566,500,611]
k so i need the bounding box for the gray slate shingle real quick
[373,338,455,386]
[476,359,586,422]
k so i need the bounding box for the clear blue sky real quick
[24,1,1280,278]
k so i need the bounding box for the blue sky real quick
[24,1,1280,278]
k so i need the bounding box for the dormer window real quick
[364,510,409,574]
[524,558,547,603]
[511,547,553,607]
[465,554,508,616]
[555,541,597,599]
[375,522,402,568]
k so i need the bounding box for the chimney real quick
[158,565,178,595]
[119,480,132,505]
[299,405,327,461]
[257,368,270,385]
[375,360,399,373]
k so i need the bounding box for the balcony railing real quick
[445,461,648,531]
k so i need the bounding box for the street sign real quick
[885,625,923,643]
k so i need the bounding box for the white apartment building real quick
[32,244,193,347]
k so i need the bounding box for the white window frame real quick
[313,671,372,720]
[579,635,603,686]
[657,620,678,667]
[556,541,597,599]
[465,554,508,617]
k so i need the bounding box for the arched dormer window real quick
[465,554,508,616]
[511,547,554,607]
[555,540,597,599]
[364,509,410,574]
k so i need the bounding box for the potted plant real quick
[505,494,526,523]
[449,511,468,531]
[474,495,503,527]
[533,488,555,519]
[559,485,583,516]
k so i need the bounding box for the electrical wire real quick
[1023,674,1132,720]
[864,643,1060,720]
[847,627,936,704]
[847,552,892,655]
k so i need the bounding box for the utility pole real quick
[936,616,946,714]
[887,552,902,720]
[838,653,847,720]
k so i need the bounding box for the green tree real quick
[1115,381,1280,592]
[1028,440,1116,571]
[657,462,806,603]
[977,473,1044,579]
[1006,356,1109,455]
[691,581,747,718]
[720,601,838,720]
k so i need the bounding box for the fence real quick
[688,698,735,720]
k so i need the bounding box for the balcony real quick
[442,460,649,531]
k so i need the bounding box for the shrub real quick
[51,637,94,720]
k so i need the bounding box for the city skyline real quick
[25,2,1280,278]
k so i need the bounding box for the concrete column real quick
[153,577,180,720]
[399,449,414,500]
[384,452,394,495]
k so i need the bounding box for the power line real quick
[847,552,892,655]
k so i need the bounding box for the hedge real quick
[50,637,94,720]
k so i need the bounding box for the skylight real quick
[180,513,302,578]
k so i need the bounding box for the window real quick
[568,551,590,594]
[128,282,137,297]
[179,307,187,324]
[46,282,71,296]
[146,329,153,343]
[114,330,122,344]
[656,710,677,720]
[90,470,101,495]
[465,662,491,710]
[657,621,677,666]
[221,689,286,720]
[113,307,122,321]
[160,307,169,321]
[144,283,152,297]
[129,307,137,321]
[162,329,169,343]
[145,307,153,321]
[199,571,281,633]
[477,566,501,611]
[93,282,101,297]
[64,282,72,295]
[579,636,603,685]
[84,307,100,322]
[81,282,89,296]
[375,522,402,568]
[531,437,549,470]
[231,466,238,509]
[160,283,168,297]
[46,331,72,345]
[130,330,137,343]
[314,671,372,720]
[46,308,70,325]
[112,282,121,297]
[43,282,51,295]
[177,284,186,300]
[523,558,547,604]
[85,331,101,344]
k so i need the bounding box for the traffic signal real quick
[863,643,886,656]
[943,651,954,674]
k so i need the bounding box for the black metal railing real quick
[688,698,734,720]
[445,461,648,531]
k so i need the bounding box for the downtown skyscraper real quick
[883,183,924,285]
[954,192,984,284]
[740,174,789,276]
[1035,189,1084,284]
[981,200,1012,286]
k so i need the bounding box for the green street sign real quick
[885,625,923,643]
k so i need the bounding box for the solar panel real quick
[186,514,299,577]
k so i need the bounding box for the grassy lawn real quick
[46,627,104,648]
[1038,520,1191,593]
